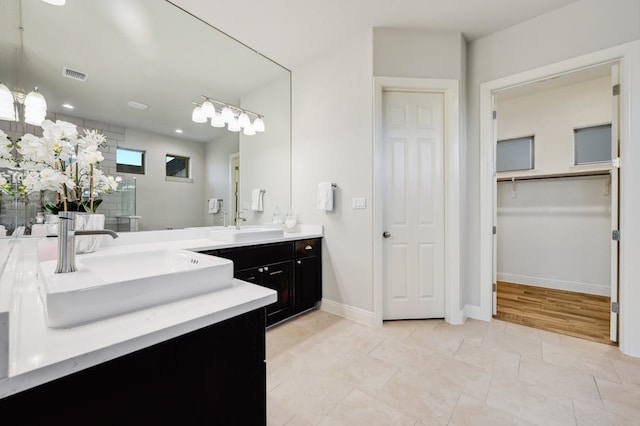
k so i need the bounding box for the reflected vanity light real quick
[0,83,47,125]
[191,95,265,135]
[42,0,66,5]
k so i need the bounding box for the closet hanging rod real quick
[497,170,610,182]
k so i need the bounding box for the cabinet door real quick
[261,261,294,324]
[295,256,322,311]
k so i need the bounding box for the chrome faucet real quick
[55,211,119,273]
[233,182,246,230]
[235,211,246,230]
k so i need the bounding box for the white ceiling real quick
[171,0,580,68]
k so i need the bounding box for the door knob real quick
[383,231,391,238]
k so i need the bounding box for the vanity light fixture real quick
[0,82,48,125]
[191,95,265,135]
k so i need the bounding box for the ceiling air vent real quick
[61,67,88,82]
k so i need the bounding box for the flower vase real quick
[75,213,105,254]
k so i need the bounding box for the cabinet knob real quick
[297,260,302,265]
[305,245,313,250]
[383,231,391,238]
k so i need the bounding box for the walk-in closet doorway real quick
[491,63,619,344]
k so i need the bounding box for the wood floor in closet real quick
[494,281,612,345]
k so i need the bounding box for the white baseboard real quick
[464,304,490,322]
[497,273,610,296]
[320,299,376,327]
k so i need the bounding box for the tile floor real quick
[265,310,640,425]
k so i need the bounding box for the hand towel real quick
[317,182,334,211]
[251,189,264,211]
[208,198,220,214]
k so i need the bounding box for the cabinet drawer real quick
[217,242,293,271]
[295,239,321,258]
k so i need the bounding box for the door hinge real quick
[492,110,497,119]
[612,229,621,241]
[613,84,620,96]
[493,283,497,292]
[493,226,497,235]
[612,301,620,314]
[613,157,621,168]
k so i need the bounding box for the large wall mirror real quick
[0,0,291,233]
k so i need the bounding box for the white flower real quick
[81,168,118,195]
[30,168,75,193]
[78,129,106,149]
[0,130,12,158]
[41,119,78,142]
[76,144,104,166]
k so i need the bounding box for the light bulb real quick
[221,106,234,123]
[227,118,241,132]
[201,100,215,118]
[210,112,225,128]
[243,123,256,136]
[191,106,207,123]
[253,117,265,132]
[238,112,251,128]
[0,83,16,121]
[24,89,47,126]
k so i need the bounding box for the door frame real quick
[373,77,462,327]
[478,44,634,349]
[229,152,240,222]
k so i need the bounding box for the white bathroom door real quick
[382,90,445,320]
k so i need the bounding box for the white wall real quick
[204,133,239,225]
[292,29,375,312]
[240,74,291,225]
[120,128,206,231]
[497,76,612,178]
[291,28,466,320]
[497,176,611,295]
[373,28,464,79]
[464,0,640,310]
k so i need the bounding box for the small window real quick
[496,136,534,172]
[116,148,145,174]
[166,154,190,178]
[574,124,611,165]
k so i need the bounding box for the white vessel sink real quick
[209,227,284,242]
[39,249,233,328]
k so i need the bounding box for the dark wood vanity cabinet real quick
[0,308,268,425]
[202,238,322,326]
[236,260,294,324]
[294,239,322,312]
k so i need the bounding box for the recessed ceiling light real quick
[127,100,149,111]
[62,103,74,109]
[175,129,183,134]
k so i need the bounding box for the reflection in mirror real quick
[0,0,291,234]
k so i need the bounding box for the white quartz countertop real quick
[0,225,323,399]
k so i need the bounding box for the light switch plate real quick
[352,197,366,209]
